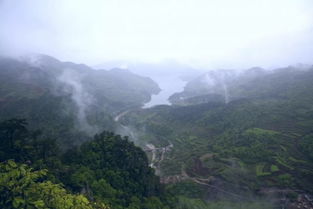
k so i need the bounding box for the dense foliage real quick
[0,119,173,209]
[0,160,97,209]
[122,67,313,207]
[0,55,160,146]
[1,55,313,208]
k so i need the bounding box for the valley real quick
[1,1,313,208]
[1,55,313,209]
[118,66,313,208]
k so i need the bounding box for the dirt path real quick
[114,110,131,122]
[144,142,173,175]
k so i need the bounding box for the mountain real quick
[95,59,202,81]
[121,65,313,208]
[0,55,178,209]
[169,67,267,105]
[0,119,173,209]
[2,55,313,208]
[96,60,203,107]
[0,54,160,145]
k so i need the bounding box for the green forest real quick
[0,119,174,208]
[121,66,313,208]
[0,56,313,209]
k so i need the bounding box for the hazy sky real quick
[0,0,313,69]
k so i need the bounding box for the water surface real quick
[144,76,187,108]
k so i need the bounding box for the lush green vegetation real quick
[175,196,274,209]
[0,119,173,209]
[1,56,313,208]
[0,55,160,146]
[0,160,98,209]
[122,67,313,207]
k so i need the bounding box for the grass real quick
[270,165,279,172]
[275,157,294,170]
[256,164,271,176]
[288,157,307,164]
[176,196,275,209]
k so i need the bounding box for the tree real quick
[0,160,107,209]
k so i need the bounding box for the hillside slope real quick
[0,55,160,145]
[122,66,313,207]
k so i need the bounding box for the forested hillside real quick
[169,66,312,106]
[1,0,313,208]
[1,55,313,208]
[0,55,177,209]
[0,55,160,146]
[121,66,313,208]
[0,119,174,208]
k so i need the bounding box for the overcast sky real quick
[0,0,312,69]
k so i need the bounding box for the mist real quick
[58,69,99,134]
[1,1,313,208]
[0,0,313,70]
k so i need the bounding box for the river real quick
[143,75,187,108]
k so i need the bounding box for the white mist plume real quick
[203,73,216,88]
[221,79,229,104]
[58,69,98,134]
[202,70,242,104]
